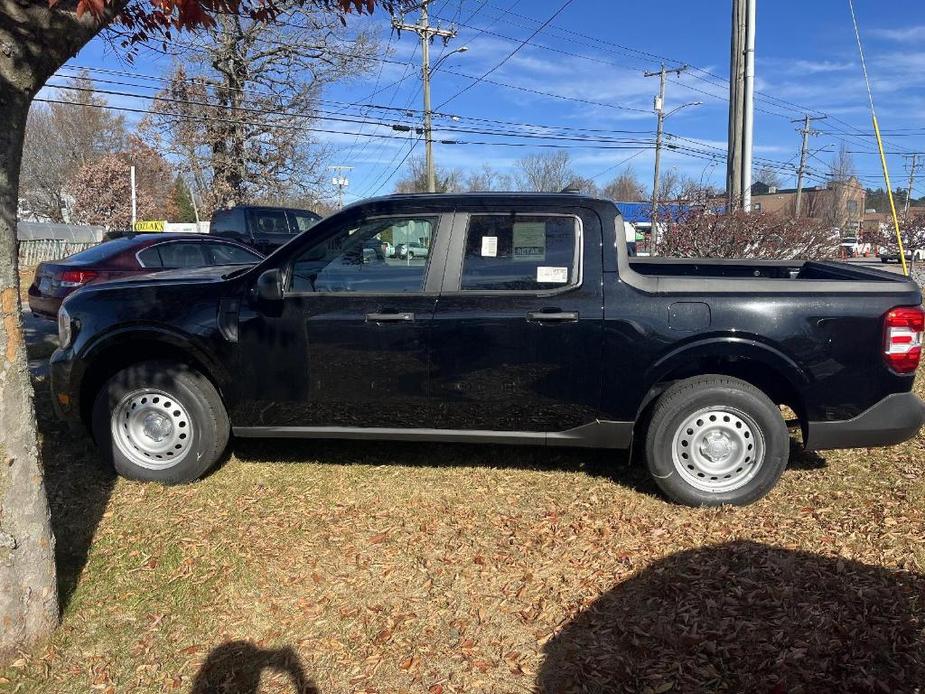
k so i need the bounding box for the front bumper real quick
[49,349,83,427]
[804,392,925,450]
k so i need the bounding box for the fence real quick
[19,239,96,267]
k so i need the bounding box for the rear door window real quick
[136,246,163,268]
[459,214,579,291]
[155,242,210,268]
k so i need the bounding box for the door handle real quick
[366,311,415,323]
[526,310,579,323]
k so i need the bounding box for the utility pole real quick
[644,63,689,240]
[130,165,137,230]
[742,0,756,210]
[903,154,919,219]
[793,114,826,218]
[188,179,201,233]
[727,0,756,210]
[393,1,456,193]
[331,165,352,208]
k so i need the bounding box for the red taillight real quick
[58,269,98,288]
[884,306,925,373]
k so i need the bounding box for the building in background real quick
[750,177,865,234]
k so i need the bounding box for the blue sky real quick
[52,0,925,203]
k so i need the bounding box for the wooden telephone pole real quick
[793,114,826,218]
[645,63,689,236]
[392,1,457,193]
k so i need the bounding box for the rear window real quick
[211,207,247,233]
[250,208,291,235]
[63,236,138,263]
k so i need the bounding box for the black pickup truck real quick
[209,205,321,254]
[50,193,925,505]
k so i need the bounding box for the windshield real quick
[222,265,254,280]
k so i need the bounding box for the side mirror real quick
[255,268,283,301]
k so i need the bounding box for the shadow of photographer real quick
[190,640,317,694]
[538,540,925,692]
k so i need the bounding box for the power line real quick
[46,77,657,144]
[434,0,577,109]
[57,63,658,133]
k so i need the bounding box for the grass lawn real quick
[2,310,924,691]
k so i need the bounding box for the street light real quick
[432,45,468,71]
[664,100,702,120]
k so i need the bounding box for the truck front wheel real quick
[644,375,789,506]
[91,360,230,484]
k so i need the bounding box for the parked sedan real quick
[28,233,263,319]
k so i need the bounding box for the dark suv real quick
[210,205,321,254]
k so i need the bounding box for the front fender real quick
[79,323,232,392]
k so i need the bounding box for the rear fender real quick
[640,335,810,416]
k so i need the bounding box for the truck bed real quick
[620,257,920,295]
[628,257,901,282]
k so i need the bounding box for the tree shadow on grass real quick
[31,373,116,613]
[537,540,925,693]
[190,641,317,694]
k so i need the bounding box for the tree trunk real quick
[0,86,57,660]
[0,0,127,660]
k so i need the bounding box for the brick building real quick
[749,177,866,233]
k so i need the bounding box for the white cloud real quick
[789,59,855,74]
[870,26,925,43]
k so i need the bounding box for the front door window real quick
[289,216,438,294]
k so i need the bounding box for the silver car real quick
[395,241,429,259]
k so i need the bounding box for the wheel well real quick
[79,340,221,427]
[635,356,806,438]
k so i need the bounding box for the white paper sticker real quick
[537,266,568,283]
[513,222,546,262]
[481,235,498,257]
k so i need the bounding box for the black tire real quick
[644,375,789,506]
[91,360,229,484]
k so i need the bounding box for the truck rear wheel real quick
[91,360,229,484]
[644,375,789,506]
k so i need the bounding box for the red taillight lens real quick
[58,269,98,288]
[884,306,925,373]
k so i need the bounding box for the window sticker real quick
[512,222,546,262]
[481,235,498,257]
[536,266,568,283]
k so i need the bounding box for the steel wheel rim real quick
[111,388,193,470]
[671,406,765,493]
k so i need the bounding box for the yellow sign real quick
[134,220,166,232]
